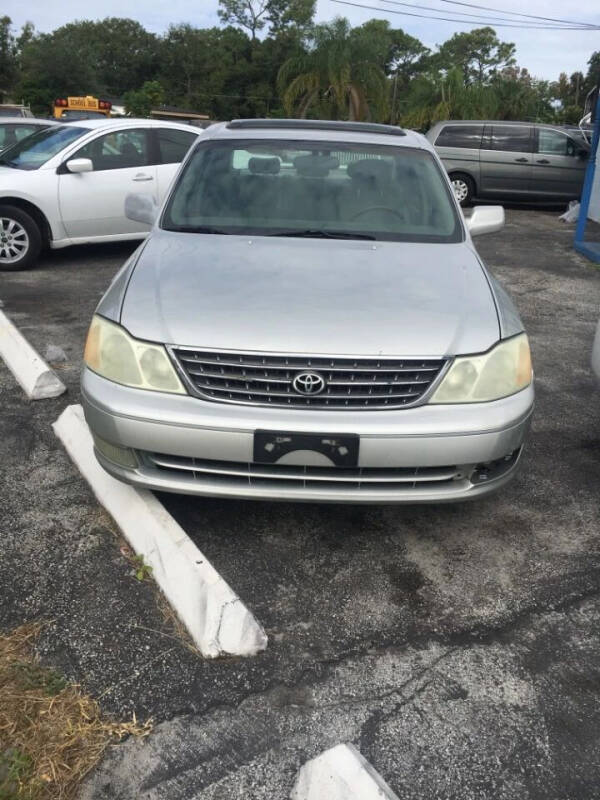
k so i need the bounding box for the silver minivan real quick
[426,120,590,206]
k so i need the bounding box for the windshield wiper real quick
[268,229,376,241]
[166,225,232,234]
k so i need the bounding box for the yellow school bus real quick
[53,96,112,120]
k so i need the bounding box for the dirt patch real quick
[0,623,151,800]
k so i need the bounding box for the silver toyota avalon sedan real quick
[81,119,534,503]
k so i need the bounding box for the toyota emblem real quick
[292,371,326,396]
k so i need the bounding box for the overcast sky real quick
[4,0,599,80]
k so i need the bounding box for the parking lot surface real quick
[1,210,600,799]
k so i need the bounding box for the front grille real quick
[170,348,447,409]
[143,452,466,492]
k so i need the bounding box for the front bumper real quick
[81,368,534,504]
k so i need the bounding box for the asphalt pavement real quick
[1,211,600,799]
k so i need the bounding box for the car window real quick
[157,128,197,164]
[0,124,45,149]
[537,129,577,157]
[484,126,532,153]
[15,125,41,141]
[74,129,149,171]
[435,125,483,149]
[0,125,85,170]
[162,139,462,244]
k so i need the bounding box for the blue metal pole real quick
[575,102,600,248]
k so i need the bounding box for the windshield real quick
[59,110,106,120]
[162,139,462,243]
[0,125,85,170]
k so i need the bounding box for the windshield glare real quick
[0,125,85,170]
[162,139,462,243]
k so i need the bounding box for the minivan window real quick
[0,125,85,170]
[485,125,532,153]
[435,125,483,149]
[162,139,462,243]
[537,128,577,156]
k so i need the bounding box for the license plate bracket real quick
[254,430,359,467]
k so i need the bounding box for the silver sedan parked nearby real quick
[81,119,534,503]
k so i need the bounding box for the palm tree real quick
[277,18,388,121]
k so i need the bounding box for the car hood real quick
[119,231,500,357]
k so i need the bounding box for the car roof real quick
[66,118,199,131]
[203,118,431,151]
[429,119,581,131]
[0,117,57,125]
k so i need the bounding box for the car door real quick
[479,124,534,197]
[153,126,199,200]
[58,127,157,239]
[532,127,589,199]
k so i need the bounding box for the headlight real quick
[430,333,532,404]
[84,315,185,394]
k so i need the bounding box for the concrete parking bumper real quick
[53,404,268,658]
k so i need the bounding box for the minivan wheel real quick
[450,174,474,207]
[0,205,42,271]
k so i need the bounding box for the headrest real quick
[293,154,339,177]
[248,157,280,175]
[347,158,389,181]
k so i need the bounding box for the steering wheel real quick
[351,206,405,221]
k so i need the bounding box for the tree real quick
[267,0,315,35]
[586,51,600,91]
[218,0,315,40]
[435,27,516,85]
[46,19,160,97]
[0,17,16,99]
[278,17,388,121]
[16,31,99,113]
[123,80,165,116]
[160,24,253,117]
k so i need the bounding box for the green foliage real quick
[218,0,315,40]
[132,554,153,582]
[399,64,555,131]
[0,17,17,99]
[10,661,67,696]
[434,26,516,85]
[123,81,165,117]
[278,17,388,120]
[0,12,595,124]
[0,748,34,800]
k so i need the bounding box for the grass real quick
[0,623,152,800]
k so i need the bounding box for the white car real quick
[0,118,200,270]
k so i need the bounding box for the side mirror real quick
[125,192,158,226]
[66,157,93,174]
[578,148,589,160]
[466,205,504,237]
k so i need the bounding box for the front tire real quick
[0,205,42,271]
[450,174,475,207]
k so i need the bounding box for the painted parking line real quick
[53,404,268,659]
[0,308,66,399]
[291,743,399,800]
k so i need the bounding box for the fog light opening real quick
[470,447,521,485]
[93,434,138,469]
